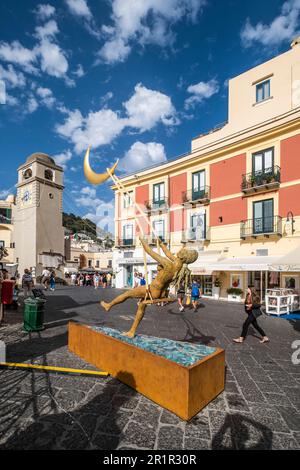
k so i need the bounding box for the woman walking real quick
[177,283,186,312]
[49,271,56,292]
[233,286,269,344]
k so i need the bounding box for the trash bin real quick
[23,297,46,332]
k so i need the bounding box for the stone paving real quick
[0,286,300,450]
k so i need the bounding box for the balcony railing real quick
[144,198,169,212]
[241,216,282,239]
[144,234,169,245]
[115,237,136,247]
[181,227,210,243]
[241,166,281,193]
[182,187,210,205]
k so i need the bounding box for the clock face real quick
[20,184,32,207]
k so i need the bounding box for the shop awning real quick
[268,246,300,272]
[191,252,223,275]
[191,255,279,273]
[208,256,279,272]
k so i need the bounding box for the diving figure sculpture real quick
[101,237,198,338]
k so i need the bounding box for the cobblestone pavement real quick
[0,286,299,450]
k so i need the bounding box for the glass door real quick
[153,219,165,242]
[191,213,206,240]
[123,224,133,245]
[252,148,274,184]
[253,199,274,234]
[192,170,205,200]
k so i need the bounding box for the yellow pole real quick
[0,362,109,376]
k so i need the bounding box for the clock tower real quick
[14,153,65,277]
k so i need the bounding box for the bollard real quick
[0,341,6,363]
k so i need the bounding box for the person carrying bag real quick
[233,286,269,344]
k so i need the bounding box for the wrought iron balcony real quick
[241,216,282,239]
[144,234,169,245]
[241,166,281,194]
[181,227,210,243]
[182,187,210,205]
[115,237,136,247]
[144,197,169,212]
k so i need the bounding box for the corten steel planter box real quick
[68,322,225,421]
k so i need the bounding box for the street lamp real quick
[286,211,295,234]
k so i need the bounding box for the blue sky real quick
[0,0,298,233]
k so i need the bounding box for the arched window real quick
[23,168,32,180]
[45,169,54,181]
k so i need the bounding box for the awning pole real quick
[260,271,263,301]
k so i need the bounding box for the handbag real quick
[252,305,262,318]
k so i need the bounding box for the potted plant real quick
[213,277,222,299]
[227,287,244,302]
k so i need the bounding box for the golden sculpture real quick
[101,237,198,337]
[83,146,198,337]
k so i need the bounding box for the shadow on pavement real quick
[211,413,273,450]
[0,371,136,450]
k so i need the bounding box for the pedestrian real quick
[49,271,56,291]
[102,274,107,288]
[22,269,34,298]
[177,283,186,312]
[233,286,269,344]
[86,274,92,287]
[191,280,201,311]
[94,273,100,289]
[107,272,112,287]
[71,272,77,286]
[140,275,146,286]
[41,267,51,290]
[78,274,84,286]
[134,272,139,288]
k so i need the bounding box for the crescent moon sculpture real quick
[83,146,119,185]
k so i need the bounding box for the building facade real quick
[113,39,300,299]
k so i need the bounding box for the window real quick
[153,183,165,204]
[253,199,274,234]
[23,168,32,180]
[108,260,112,268]
[192,170,205,200]
[153,219,165,241]
[190,213,206,240]
[123,191,133,208]
[88,260,92,267]
[95,260,100,268]
[0,241,4,248]
[0,208,12,224]
[256,79,270,103]
[44,169,54,181]
[252,148,274,175]
[123,224,133,244]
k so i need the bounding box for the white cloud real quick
[98,0,206,64]
[184,78,219,109]
[56,83,177,153]
[0,189,12,199]
[241,0,300,48]
[65,0,92,19]
[0,64,26,88]
[5,94,19,107]
[53,149,72,169]
[36,86,56,107]
[0,41,37,74]
[27,96,39,113]
[0,21,70,83]
[124,83,178,131]
[56,108,125,153]
[34,4,56,20]
[119,141,167,173]
[73,64,85,77]
[38,38,69,79]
